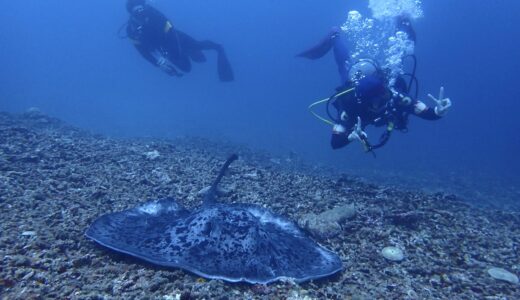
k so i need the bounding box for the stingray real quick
[85,154,342,284]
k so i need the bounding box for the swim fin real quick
[296,40,333,59]
[187,38,234,82]
[217,48,234,82]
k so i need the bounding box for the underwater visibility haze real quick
[1,0,519,193]
[1,0,520,298]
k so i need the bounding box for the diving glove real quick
[332,124,346,134]
[156,56,168,68]
[348,117,368,142]
[428,86,452,116]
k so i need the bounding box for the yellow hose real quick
[307,88,354,126]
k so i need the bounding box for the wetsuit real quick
[126,4,234,81]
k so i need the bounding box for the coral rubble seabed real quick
[0,111,519,299]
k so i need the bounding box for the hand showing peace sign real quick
[428,87,452,116]
[348,117,368,142]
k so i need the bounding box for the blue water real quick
[1,1,519,201]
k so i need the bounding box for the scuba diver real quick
[299,17,451,153]
[328,63,451,151]
[125,0,234,81]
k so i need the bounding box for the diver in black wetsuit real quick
[125,0,234,81]
[298,16,452,152]
[328,63,451,150]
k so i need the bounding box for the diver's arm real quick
[412,101,441,120]
[331,124,351,149]
[415,87,452,120]
[330,116,365,149]
[134,45,182,77]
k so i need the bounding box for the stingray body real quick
[86,155,342,284]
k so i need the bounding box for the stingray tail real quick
[203,154,238,205]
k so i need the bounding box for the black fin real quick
[217,48,234,82]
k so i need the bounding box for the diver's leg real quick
[332,32,350,83]
[175,30,208,62]
[176,31,234,82]
[296,27,341,60]
[164,30,192,73]
[173,54,192,73]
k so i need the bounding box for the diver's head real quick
[396,15,416,42]
[349,59,386,100]
[396,15,411,27]
[348,59,381,83]
[126,0,146,13]
[355,74,386,100]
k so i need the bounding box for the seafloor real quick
[0,111,519,299]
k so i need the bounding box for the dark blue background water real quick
[1,1,519,201]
